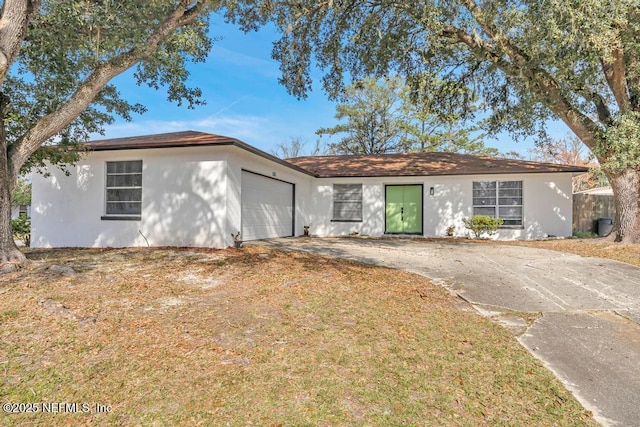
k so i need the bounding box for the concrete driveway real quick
[252,237,640,427]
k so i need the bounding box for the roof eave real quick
[311,169,590,178]
[84,136,316,177]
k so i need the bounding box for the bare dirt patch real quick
[0,247,595,426]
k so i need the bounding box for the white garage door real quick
[241,170,294,241]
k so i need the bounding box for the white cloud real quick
[209,46,280,79]
[99,113,286,153]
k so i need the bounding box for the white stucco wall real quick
[307,172,574,240]
[31,142,575,248]
[31,145,313,249]
[32,146,232,248]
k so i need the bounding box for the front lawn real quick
[0,247,594,426]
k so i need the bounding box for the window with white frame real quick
[333,184,363,221]
[472,181,523,227]
[104,160,142,218]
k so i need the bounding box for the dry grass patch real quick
[493,238,640,268]
[0,247,594,426]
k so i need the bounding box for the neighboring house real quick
[31,131,588,249]
[575,186,614,196]
[11,204,30,220]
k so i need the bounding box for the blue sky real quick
[100,18,571,158]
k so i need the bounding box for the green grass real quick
[572,231,599,239]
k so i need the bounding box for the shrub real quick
[11,216,31,247]
[463,215,504,238]
[446,225,455,237]
[572,231,598,239]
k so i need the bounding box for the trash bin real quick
[597,218,614,237]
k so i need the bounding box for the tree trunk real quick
[609,167,640,243]
[0,185,25,272]
[0,128,26,271]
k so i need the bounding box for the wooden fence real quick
[573,193,616,233]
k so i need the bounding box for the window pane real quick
[473,182,496,208]
[473,197,496,206]
[473,181,524,227]
[107,174,142,188]
[333,184,362,220]
[498,188,522,196]
[498,197,522,206]
[473,181,496,190]
[105,161,143,217]
[473,207,496,217]
[107,160,142,174]
[334,184,362,199]
[473,188,495,197]
[499,206,522,226]
[499,206,522,217]
[499,181,522,189]
[106,202,141,215]
[107,188,142,202]
[334,193,361,201]
[334,202,363,220]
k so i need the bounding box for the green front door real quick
[385,185,423,234]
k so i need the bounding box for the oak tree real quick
[0,0,219,270]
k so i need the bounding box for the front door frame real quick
[384,184,424,235]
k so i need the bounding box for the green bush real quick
[11,216,31,247]
[463,215,504,238]
[572,230,598,239]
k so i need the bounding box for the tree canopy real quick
[228,0,640,242]
[11,176,30,207]
[317,76,498,155]
[3,0,216,174]
[317,76,409,154]
[0,0,221,268]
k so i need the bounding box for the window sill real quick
[499,226,524,230]
[101,215,141,221]
[331,219,363,223]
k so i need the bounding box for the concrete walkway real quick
[251,237,640,427]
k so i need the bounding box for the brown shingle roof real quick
[286,152,589,177]
[85,131,589,178]
[87,130,244,151]
[85,130,316,176]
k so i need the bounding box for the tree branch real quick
[446,24,602,150]
[623,50,640,111]
[461,0,618,129]
[601,46,631,112]
[445,0,607,150]
[0,0,41,87]
[8,1,202,173]
[458,0,531,68]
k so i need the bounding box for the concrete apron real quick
[251,237,640,427]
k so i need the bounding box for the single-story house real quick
[11,204,30,220]
[575,186,614,196]
[31,131,588,248]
